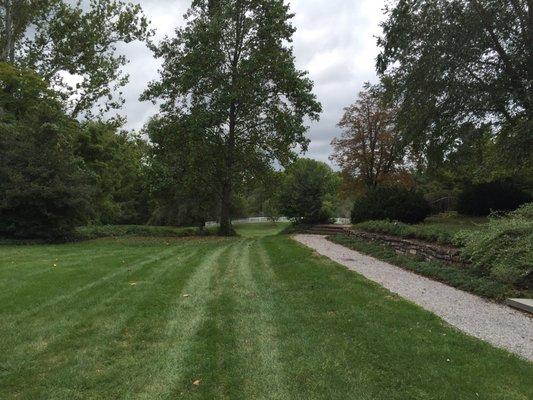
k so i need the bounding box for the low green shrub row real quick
[75,225,216,240]
[457,203,533,288]
[329,235,531,301]
[353,220,460,245]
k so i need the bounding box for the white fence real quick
[206,217,350,227]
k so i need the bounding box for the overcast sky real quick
[119,0,387,165]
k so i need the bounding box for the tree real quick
[279,158,340,224]
[0,62,93,239]
[75,121,150,225]
[377,0,533,174]
[1,0,151,118]
[331,83,409,191]
[144,115,221,229]
[142,0,321,235]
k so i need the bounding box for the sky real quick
[118,0,387,165]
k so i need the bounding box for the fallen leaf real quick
[183,294,190,298]
[129,282,137,286]
[192,379,201,386]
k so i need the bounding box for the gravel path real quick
[294,234,533,362]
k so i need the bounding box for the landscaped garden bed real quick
[328,204,533,301]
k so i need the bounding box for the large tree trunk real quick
[219,102,237,236]
[219,180,233,236]
[527,0,533,122]
[1,0,15,63]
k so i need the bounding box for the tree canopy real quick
[0,62,93,239]
[279,158,340,224]
[377,0,532,177]
[331,83,410,191]
[1,0,152,118]
[142,0,321,235]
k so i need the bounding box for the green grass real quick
[353,213,488,245]
[233,221,290,237]
[329,235,531,301]
[1,224,531,399]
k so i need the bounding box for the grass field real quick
[1,223,531,399]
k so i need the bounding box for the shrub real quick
[351,186,431,224]
[458,203,533,288]
[354,220,456,245]
[0,63,93,240]
[75,225,216,240]
[279,159,341,224]
[457,180,531,216]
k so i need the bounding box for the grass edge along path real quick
[328,234,531,301]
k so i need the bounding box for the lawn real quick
[0,225,531,399]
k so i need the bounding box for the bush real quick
[457,203,533,288]
[354,220,456,245]
[75,225,216,240]
[279,159,340,224]
[457,180,531,216]
[351,186,431,224]
[0,63,93,240]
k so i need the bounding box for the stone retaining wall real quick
[343,229,467,265]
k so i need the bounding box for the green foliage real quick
[142,0,321,235]
[75,224,216,240]
[262,198,281,222]
[457,180,531,216]
[458,203,533,288]
[330,235,529,301]
[377,0,532,179]
[279,158,340,224]
[354,220,453,246]
[351,186,430,224]
[144,115,221,228]
[75,122,150,225]
[2,0,152,117]
[0,63,93,239]
[353,214,488,246]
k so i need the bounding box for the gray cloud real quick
[118,0,386,166]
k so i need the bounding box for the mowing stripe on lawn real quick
[0,242,228,399]
[232,239,292,400]
[0,249,141,297]
[9,246,180,323]
[134,240,236,399]
[165,239,248,399]
[3,246,203,367]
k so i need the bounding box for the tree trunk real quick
[526,0,533,122]
[1,0,15,63]
[219,101,237,236]
[219,180,233,236]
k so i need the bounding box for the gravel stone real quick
[294,234,533,361]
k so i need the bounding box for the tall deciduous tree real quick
[331,84,407,190]
[0,0,151,118]
[377,0,533,174]
[142,0,321,235]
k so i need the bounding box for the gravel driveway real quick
[294,234,533,362]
